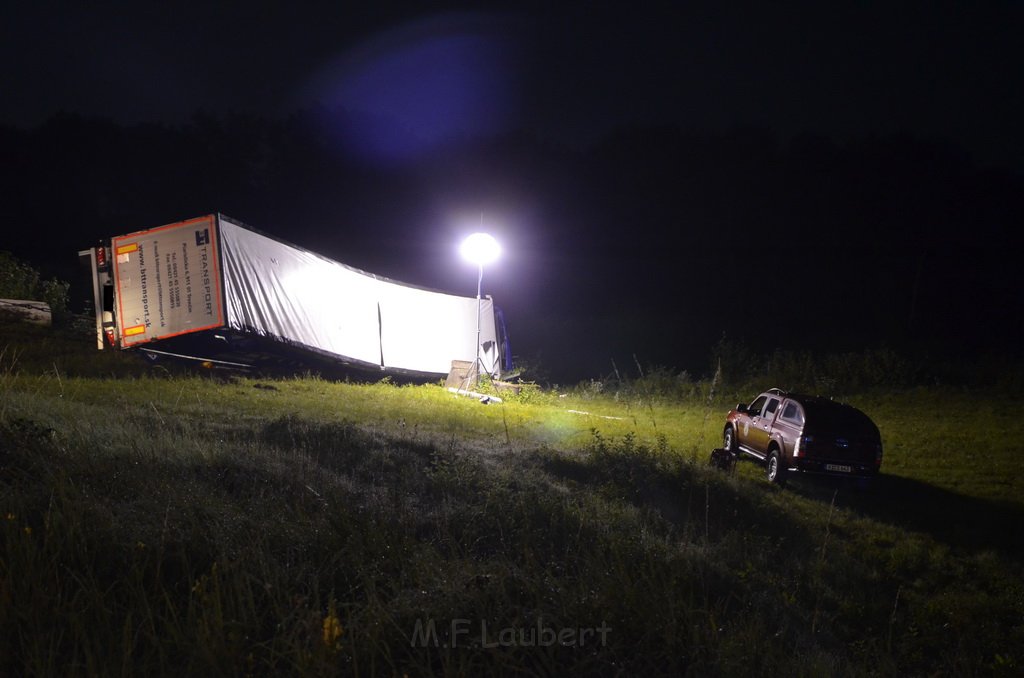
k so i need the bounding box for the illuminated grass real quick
[859,389,1024,505]
[1,323,1022,676]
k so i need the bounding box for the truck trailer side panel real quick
[377,282,497,375]
[219,217,383,367]
[217,215,500,376]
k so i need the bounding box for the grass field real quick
[1,321,1022,676]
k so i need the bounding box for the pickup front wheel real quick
[723,427,736,453]
[766,450,787,485]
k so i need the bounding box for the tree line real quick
[1,111,1019,379]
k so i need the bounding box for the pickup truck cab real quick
[723,388,883,484]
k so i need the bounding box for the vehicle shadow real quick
[783,471,1024,560]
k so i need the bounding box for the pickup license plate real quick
[826,464,852,473]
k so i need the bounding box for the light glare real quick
[460,232,500,265]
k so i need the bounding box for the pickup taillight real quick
[794,435,814,457]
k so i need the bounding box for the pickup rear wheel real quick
[766,450,787,486]
[723,427,737,453]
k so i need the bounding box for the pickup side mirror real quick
[737,403,748,413]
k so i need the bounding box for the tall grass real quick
[1,321,1022,675]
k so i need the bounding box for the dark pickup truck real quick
[723,388,883,484]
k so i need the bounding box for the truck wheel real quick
[723,427,737,453]
[766,450,787,486]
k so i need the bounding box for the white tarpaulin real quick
[217,216,500,376]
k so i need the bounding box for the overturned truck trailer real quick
[79,214,511,379]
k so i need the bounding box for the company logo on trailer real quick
[195,229,210,246]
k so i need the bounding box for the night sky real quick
[2,2,1022,381]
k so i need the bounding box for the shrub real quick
[0,251,70,320]
[710,336,928,397]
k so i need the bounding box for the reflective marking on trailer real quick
[116,243,139,255]
[124,325,146,337]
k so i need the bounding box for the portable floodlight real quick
[460,231,500,384]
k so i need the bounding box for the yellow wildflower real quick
[322,602,344,650]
